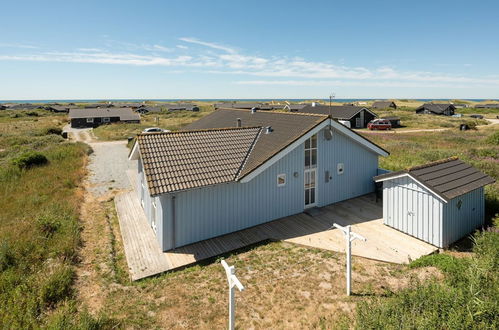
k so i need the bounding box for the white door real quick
[304,168,317,208]
[355,117,362,128]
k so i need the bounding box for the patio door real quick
[304,134,318,208]
[304,168,317,208]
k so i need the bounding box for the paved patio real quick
[115,183,437,280]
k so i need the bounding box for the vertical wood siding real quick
[149,126,380,250]
[318,128,379,206]
[383,177,443,247]
[382,177,485,248]
[442,187,484,247]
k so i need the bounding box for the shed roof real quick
[68,107,140,121]
[135,127,262,196]
[374,158,495,201]
[298,105,377,120]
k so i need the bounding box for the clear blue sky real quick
[1,0,499,100]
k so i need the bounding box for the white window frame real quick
[277,173,286,187]
[151,199,157,233]
[86,118,94,123]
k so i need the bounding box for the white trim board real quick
[375,173,448,203]
[239,118,388,183]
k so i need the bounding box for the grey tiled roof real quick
[184,109,329,178]
[68,108,140,121]
[298,105,377,120]
[374,158,495,201]
[138,127,262,196]
[416,103,456,114]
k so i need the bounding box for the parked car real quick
[142,127,170,133]
[470,114,484,119]
[367,119,392,130]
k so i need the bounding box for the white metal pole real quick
[221,260,244,330]
[346,225,351,296]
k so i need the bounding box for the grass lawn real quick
[0,111,114,328]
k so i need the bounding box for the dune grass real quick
[0,115,115,327]
[355,216,499,329]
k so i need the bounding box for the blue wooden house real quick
[129,108,389,251]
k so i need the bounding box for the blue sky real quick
[1,0,499,100]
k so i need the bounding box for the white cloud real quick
[0,43,38,49]
[1,37,499,88]
[179,37,236,53]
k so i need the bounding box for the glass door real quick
[304,134,317,208]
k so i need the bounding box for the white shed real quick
[374,158,495,248]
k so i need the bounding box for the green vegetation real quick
[355,217,499,329]
[0,115,113,327]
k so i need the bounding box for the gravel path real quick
[64,125,135,197]
[86,140,135,197]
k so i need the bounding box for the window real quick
[457,200,463,210]
[304,134,317,168]
[277,174,286,187]
[86,118,94,123]
[102,117,110,123]
[337,163,344,175]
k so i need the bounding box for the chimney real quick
[236,118,241,127]
[265,126,273,134]
[251,107,257,114]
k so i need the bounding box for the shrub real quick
[0,240,16,271]
[39,264,74,307]
[42,127,63,135]
[26,111,39,117]
[486,131,499,145]
[37,215,61,238]
[11,151,48,169]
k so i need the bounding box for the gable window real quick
[102,117,110,123]
[277,174,286,187]
[304,134,317,168]
[86,118,94,123]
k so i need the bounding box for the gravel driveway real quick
[64,125,136,197]
[86,140,135,197]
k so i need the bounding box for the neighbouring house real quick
[384,117,401,127]
[8,103,42,110]
[135,105,164,114]
[213,102,283,111]
[129,108,389,251]
[44,105,70,113]
[284,104,308,111]
[452,103,469,108]
[163,103,200,112]
[83,102,113,108]
[69,108,140,128]
[374,158,495,248]
[0,105,7,110]
[372,101,397,109]
[297,104,378,128]
[475,103,499,109]
[415,103,456,116]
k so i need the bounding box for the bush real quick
[0,240,16,271]
[42,127,63,135]
[39,264,74,307]
[11,151,48,169]
[37,215,61,238]
[26,111,39,117]
[486,131,499,145]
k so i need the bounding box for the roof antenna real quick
[329,92,335,118]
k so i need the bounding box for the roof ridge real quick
[407,157,459,172]
[215,107,329,118]
[138,126,262,136]
[235,127,263,180]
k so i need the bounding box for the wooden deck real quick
[115,188,437,280]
